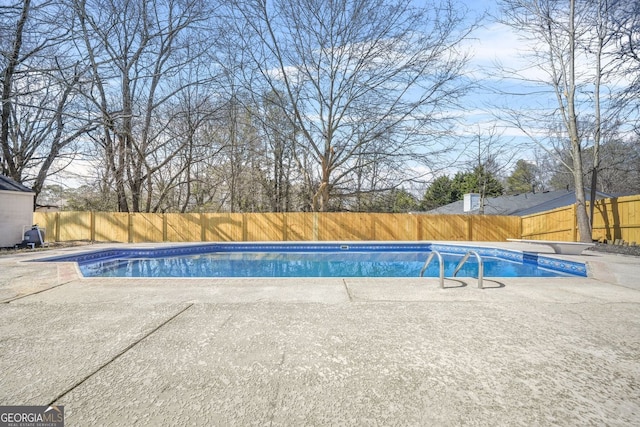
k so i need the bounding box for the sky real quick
[49,0,616,193]
[385,0,551,195]
[458,1,540,131]
[444,0,612,180]
[420,0,543,180]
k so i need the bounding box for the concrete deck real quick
[0,242,639,425]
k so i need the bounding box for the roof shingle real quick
[426,189,615,216]
[0,175,33,193]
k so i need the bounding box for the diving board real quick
[507,239,594,255]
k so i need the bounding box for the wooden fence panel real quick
[202,213,243,241]
[282,212,314,241]
[592,199,616,242]
[619,195,640,243]
[58,211,92,241]
[94,212,128,242]
[369,214,417,240]
[318,213,372,240]
[419,215,468,240]
[33,196,639,244]
[130,213,163,242]
[521,195,640,242]
[33,212,57,241]
[591,195,640,243]
[166,213,201,242]
[471,215,522,241]
[522,206,575,241]
[245,213,284,241]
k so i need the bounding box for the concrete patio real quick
[1,242,639,425]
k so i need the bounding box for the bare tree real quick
[252,90,300,212]
[495,0,630,241]
[610,0,640,134]
[71,0,218,212]
[581,0,623,228]
[0,0,90,203]
[463,125,515,214]
[228,0,477,211]
[546,132,640,194]
[217,91,267,213]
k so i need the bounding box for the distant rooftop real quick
[426,189,616,216]
[0,175,33,193]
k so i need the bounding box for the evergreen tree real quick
[420,176,459,210]
[390,189,419,213]
[507,160,540,194]
[452,167,504,198]
[421,168,505,211]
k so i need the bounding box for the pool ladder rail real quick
[420,250,484,289]
[419,251,444,288]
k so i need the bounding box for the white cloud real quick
[466,22,553,84]
[471,23,524,67]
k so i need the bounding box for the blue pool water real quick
[37,243,587,278]
[79,251,568,278]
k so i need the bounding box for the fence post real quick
[242,213,247,242]
[313,212,319,241]
[128,213,134,243]
[162,213,168,242]
[90,211,96,242]
[467,215,473,241]
[518,216,523,239]
[282,213,288,241]
[200,213,206,242]
[55,212,60,242]
[572,204,578,242]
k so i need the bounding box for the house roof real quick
[0,175,33,193]
[426,189,615,216]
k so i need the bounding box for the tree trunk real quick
[1,0,30,180]
[568,0,592,242]
[313,146,333,212]
[589,0,606,229]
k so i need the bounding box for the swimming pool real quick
[37,243,587,278]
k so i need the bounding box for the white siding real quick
[0,190,34,248]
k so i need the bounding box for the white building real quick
[0,175,35,248]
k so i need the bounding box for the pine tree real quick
[420,176,459,210]
[507,160,540,194]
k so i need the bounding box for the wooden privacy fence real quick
[521,194,640,243]
[33,211,522,243]
[33,194,639,244]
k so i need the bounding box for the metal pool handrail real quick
[453,250,484,289]
[419,250,445,288]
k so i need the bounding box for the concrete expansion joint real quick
[606,282,640,292]
[2,281,75,304]
[46,303,195,406]
[217,313,235,330]
[342,279,354,302]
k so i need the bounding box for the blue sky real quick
[53,0,542,191]
[428,0,540,179]
[443,0,593,179]
[52,0,601,192]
